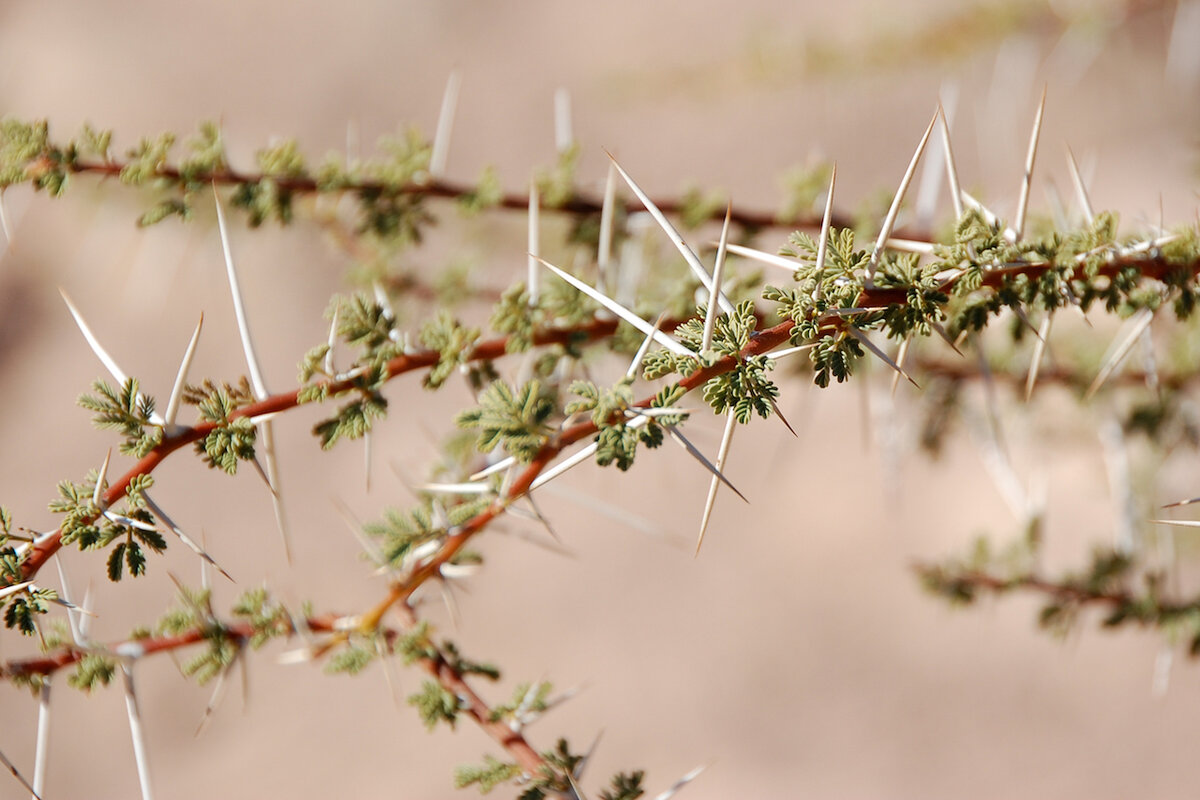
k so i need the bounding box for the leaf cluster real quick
[48,472,164,584]
[78,378,162,457]
[457,380,556,463]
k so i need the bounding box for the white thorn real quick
[554,87,573,153]
[0,191,11,248]
[814,163,837,301]
[701,204,733,353]
[1086,307,1155,399]
[890,337,912,397]
[0,581,33,601]
[1151,518,1200,528]
[259,422,292,563]
[869,109,938,285]
[723,242,803,273]
[654,764,708,800]
[1025,312,1054,401]
[33,681,50,800]
[60,289,130,386]
[1012,85,1047,242]
[0,745,40,800]
[120,663,155,800]
[938,104,964,221]
[213,189,269,400]
[93,448,112,508]
[417,481,492,495]
[537,255,694,356]
[324,305,339,375]
[664,424,747,502]
[598,162,617,293]
[528,185,540,305]
[468,455,516,482]
[429,70,461,179]
[844,327,919,388]
[142,491,233,582]
[605,151,735,314]
[696,410,737,556]
[54,556,84,646]
[885,238,936,254]
[764,343,816,361]
[1065,145,1095,225]
[164,313,204,430]
[529,442,600,491]
[626,314,666,379]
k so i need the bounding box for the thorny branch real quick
[0,604,549,776]
[36,154,861,234]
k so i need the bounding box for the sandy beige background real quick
[1,1,1199,798]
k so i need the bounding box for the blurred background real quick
[0,1,1199,797]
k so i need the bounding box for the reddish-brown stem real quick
[393,603,545,775]
[18,247,1200,585]
[17,318,624,582]
[0,613,336,679]
[932,569,1131,607]
[396,318,798,600]
[1,603,548,775]
[54,155,857,233]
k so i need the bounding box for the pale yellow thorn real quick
[1086,307,1154,400]
[814,162,837,301]
[845,327,919,388]
[938,104,964,221]
[598,162,617,293]
[214,188,291,562]
[93,448,112,508]
[869,110,939,286]
[164,313,204,430]
[605,151,734,314]
[1065,145,1095,225]
[1012,85,1047,242]
[554,87,573,153]
[527,184,540,305]
[120,662,155,800]
[701,203,733,353]
[536,255,693,356]
[33,680,50,799]
[723,242,803,273]
[664,424,747,503]
[890,337,912,397]
[1024,313,1054,401]
[696,410,737,556]
[0,745,40,799]
[429,70,461,179]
